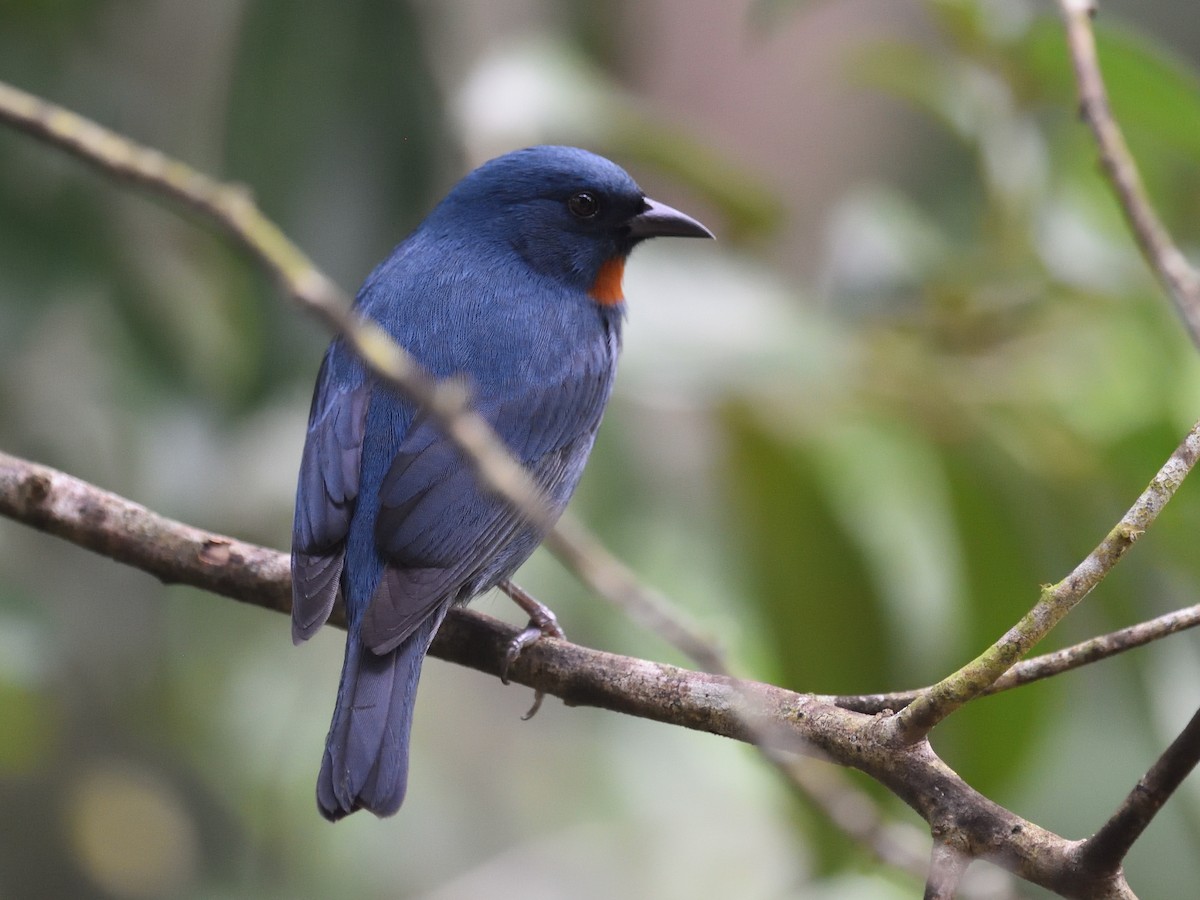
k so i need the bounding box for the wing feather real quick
[291,346,370,643]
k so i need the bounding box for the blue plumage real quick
[291,146,712,820]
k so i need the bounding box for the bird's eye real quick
[568,191,600,219]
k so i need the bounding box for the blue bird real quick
[292,145,712,820]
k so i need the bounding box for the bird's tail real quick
[317,610,445,821]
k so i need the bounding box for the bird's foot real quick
[497,580,566,719]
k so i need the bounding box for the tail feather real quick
[317,608,447,821]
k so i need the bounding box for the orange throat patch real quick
[588,256,626,306]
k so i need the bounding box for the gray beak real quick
[626,197,714,240]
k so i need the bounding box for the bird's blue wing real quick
[360,343,617,655]
[291,343,371,643]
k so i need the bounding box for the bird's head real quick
[429,146,713,305]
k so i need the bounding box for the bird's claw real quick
[499,614,566,720]
[499,615,566,681]
[519,693,544,720]
[496,580,566,718]
[502,634,546,719]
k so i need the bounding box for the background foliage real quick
[3,1,1200,897]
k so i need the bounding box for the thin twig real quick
[1053,4,1200,866]
[1057,0,1200,347]
[889,420,1200,744]
[888,0,1200,743]
[1081,703,1200,874]
[835,601,1200,715]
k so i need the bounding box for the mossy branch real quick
[889,420,1200,744]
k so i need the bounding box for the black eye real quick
[568,191,600,219]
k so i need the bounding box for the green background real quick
[2,1,1200,897]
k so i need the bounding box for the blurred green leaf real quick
[723,404,891,876]
[930,440,1055,795]
[724,403,892,695]
[854,43,971,139]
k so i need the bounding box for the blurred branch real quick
[761,748,932,881]
[0,78,557,543]
[1081,703,1200,876]
[835,600,1200,715]
[889,419,1200,744]
[925,841,969,900]
[1057,0,1200,347]
[0,77,727,668]
[549,519,934,879]
[545,515,731,675]
[0,78,928,878]
[0,449,1135,896]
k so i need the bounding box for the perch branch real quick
[0,449,1136,896]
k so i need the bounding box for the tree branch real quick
[888,419,1200,744]
[0,44,1188,889]
[1057,0,1200,347]
[0,450,1139,896]
[886,0,1200,746]
[0,448,778,737]
[0,451,294,618]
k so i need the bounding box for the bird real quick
[291,145,713,821]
